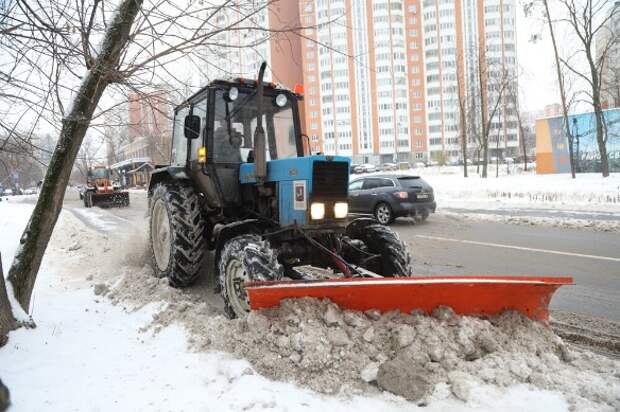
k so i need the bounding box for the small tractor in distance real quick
[147,63,414,319]
[83,165,130,208]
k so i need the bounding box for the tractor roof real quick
[177,78,301,111]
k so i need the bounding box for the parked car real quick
[379,162,398,171]
[398,162,411,170]
[3,189,14,196]
[348,174,436,225]
[413,162,426,169]
[350,164,364,174]
[361,163,377,173]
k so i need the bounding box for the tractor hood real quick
[239,155,351,184]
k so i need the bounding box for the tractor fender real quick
[214,219,262,256]
[344,217,379,238]
[148,166,189,196]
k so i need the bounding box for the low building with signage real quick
[535,108,620,174]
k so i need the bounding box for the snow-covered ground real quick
[1,197,619,411]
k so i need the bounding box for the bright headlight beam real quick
[310,202,325,220]
[334,202,348,218]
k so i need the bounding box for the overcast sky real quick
[516,4,558,113]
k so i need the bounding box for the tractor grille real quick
[312,160,348,200]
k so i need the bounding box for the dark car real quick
[348,174,436,225]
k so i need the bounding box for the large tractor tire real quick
[219,234,283,319]
[345,220,414,276]
[149,183,205,287]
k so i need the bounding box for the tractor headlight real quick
[275,93,288,107]
[228,87,239,101]
[310,202,325,220]
[334,202,348,219]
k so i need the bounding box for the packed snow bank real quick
[108,266,620,411]
[426,173,620,207]
[0,203,34,274]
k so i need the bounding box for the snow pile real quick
[440,210,620,232]
[420,173,620,206]
[107,264,620,412]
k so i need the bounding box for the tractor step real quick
[245,276,573,321]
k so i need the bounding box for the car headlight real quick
[310,202,325,220]
[334,202,348,218]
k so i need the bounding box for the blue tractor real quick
[148,63,413,318]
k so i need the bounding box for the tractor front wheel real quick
[149,183,205,287]
[345,220,414,276]
[219,234,282,319]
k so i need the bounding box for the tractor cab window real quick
[212,88,298,163]
[89,168,108,179]
[171,106,189,166]
[191,99,207,160]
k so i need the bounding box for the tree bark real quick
[7,0,144,311]
[542,0,575,178]
[516,108,528,171]
[0,254,16,346]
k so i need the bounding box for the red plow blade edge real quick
[246,276,573,321]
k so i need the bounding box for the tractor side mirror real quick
[184,115,200,140]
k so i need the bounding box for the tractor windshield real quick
[213,88,298,163]
[89,168,108,179]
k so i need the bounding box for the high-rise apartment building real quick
[421,0,519,162]
[202,0,520,164]
[300,0,428,163]
[202,2,304,90]
[301,0,519,163]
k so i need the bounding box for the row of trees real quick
[450,0,619,179]
[526,0,620,178]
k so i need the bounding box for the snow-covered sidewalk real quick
[1,199,619,411]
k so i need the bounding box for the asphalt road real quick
[393,214,620,322]
[59,189,620,323]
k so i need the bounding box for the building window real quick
[415,128,423,135]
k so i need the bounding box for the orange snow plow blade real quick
[246,276,573,321]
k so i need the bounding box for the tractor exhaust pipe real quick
[254,62,268,189]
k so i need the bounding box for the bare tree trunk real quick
[542,0,575,178]
[593,101,609,176]
[482,141,488,178]
[516,108,528,171]
[6,0,144,311]
[0,253,16,346]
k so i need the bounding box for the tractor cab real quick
[168,78,304,208]
[160,70,350,228]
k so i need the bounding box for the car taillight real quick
[394,191,408,199]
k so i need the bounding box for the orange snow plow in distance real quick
[83,165,130,208]
[246,276,573,321]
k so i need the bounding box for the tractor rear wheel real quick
[149,183,205,287]
[219,234,282,319]
[345,220,414,276]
